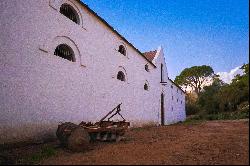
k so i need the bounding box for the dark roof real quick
[168,78,186,94]
[75,0,156,68]
[143,50,157,62]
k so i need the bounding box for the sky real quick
[82,0,249,80]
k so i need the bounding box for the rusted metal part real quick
[79,103,130,140]
[99,103,124,122]
[56,103,130,150]
[78,120,130,142]
[56,122,79,146]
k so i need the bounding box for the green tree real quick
[185,92,199,115]
[232,63,249,88]
[217,63,249,112]
[198,78,225,114]
[174,65,216,94]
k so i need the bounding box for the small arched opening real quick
[117,71,125,81]
[145,64,149,72]
[54,44,75,62]
[118,45,126,56]
[60,3,80,24]
[144,83,149,91]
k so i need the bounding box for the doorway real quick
[161,93,165,125]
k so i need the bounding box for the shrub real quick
[186,103,200,115]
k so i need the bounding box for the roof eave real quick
[76,0,157,68]
[168,78,186,94]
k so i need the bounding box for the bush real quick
[185,108,249,123]
[206,114,218,120]
[186,103,200,115]
[183,116,204,125]
[237,101,249,111]
[204,110,249,121]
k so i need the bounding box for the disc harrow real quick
[56,103,130,151]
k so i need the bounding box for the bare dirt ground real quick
[1,119,249,165]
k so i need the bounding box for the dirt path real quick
[40,120,249,165]
[1,120,249,165]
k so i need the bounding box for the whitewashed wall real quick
[0,0,185,144]
[153,47,186,125]
[165,81,186,125]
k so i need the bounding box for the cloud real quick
[217,66,244,84]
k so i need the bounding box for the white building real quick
[0,0,186,144]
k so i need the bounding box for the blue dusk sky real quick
[82,0,249,79]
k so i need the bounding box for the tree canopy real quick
[217,63,249,112]
[174,65,216,94]
[183,63,249,120]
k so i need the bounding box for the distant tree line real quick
[175,63,249,120]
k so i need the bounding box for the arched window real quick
[60,4,79,24]
[145,64,149,72]
[118,45,126,56]
[54,44,75,62]
[117,71,125,81]
[144,83,149,91]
